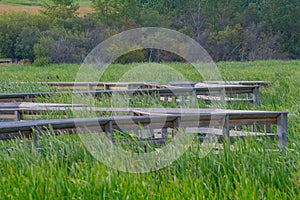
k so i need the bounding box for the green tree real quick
[42,0,80,28]
[91,0,141,28]
[259,0,300,58]
[0,13,49,59]
[15,27,41,61]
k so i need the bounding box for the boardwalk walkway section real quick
[0,85,261,105]
[0,108,288,148]
[21,82,160,90]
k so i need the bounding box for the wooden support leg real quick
[161,127,167,139]
[25,95,30,102]
[14,110,21,121]
[277,113,288,148]
[251,123,257,132]
[172,117,181,138]
[222,115,230,138]
[247,93,252,100]
[265,123,271,133]
[253,86,260,106]
[105,120,113,144]
[218,88,226,103]
[33,126,41,152]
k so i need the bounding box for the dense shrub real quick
[33,57,51,67]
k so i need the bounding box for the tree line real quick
[0,0,299,65]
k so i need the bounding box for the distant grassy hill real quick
[0,0,93,15]
[0,0,92,6]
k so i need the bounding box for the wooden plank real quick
[203,81,269,87]
[185,127,275,137]
[197,95,253,102]
[168,81,197,87]
[0,102,84,109]
[169,81,269,87]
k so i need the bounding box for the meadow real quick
[0,0,92,6]
[0,0,93,15]
[0,60,300,199]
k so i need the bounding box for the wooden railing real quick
[20,82,160,90]
[0,107,288,148]
[0,85,261,105]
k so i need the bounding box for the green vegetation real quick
[0,0,299,63]
[0,60,300,199]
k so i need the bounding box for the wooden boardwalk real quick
[0,84,261,105]
[20,82,160,90]
[0,108,288,147]
[0,80,287,150]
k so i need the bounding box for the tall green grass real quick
[0,60,300,199]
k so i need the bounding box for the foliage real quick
[91,0,141,27]
[33,56,51,66]
[0,0,299,62]
[15,26,41,61]
[41,0,80,28]
[0,12,50,59]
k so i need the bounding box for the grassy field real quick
[0,0,93,16]
[0,0,92,6]
[0,60,300,199]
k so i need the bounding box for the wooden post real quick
[33,126,41,152]
[277,113,288,148]
[25,95,30,102]
[247,93,252,100]
[105,120,113,143]
[222,115,230,138]
[219,88,226,103]
[163,96,168,102]
[253,86,260,106]
[265,123,271,133]
[251,123,258,132]
[14,110,21,121]
[161,127,168,138]
[172,117,181,137]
